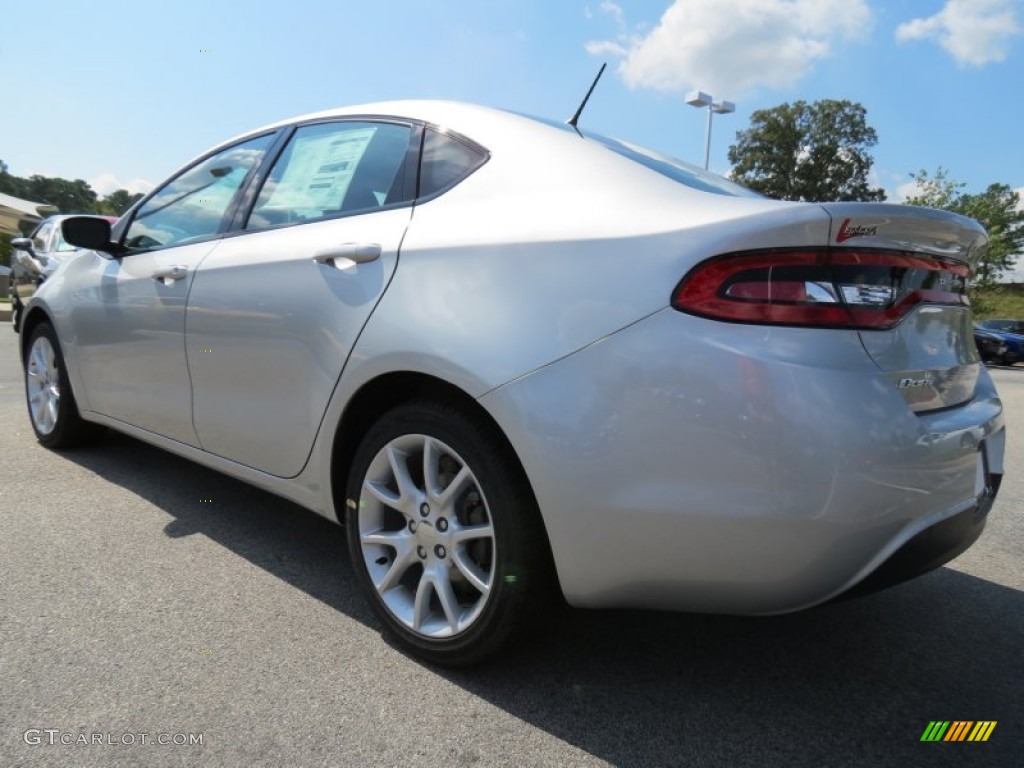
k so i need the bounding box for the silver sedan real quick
[21,101,1003,665]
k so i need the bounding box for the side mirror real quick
[62,217,116,253]
[10,237,33,251]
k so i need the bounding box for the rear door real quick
[186,119,419,476]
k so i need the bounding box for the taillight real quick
[672,249,969,329]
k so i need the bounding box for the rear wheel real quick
[345,401,552,666]
[24,322,99,448]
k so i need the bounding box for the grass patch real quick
[973,284,1024,320]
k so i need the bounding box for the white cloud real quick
[89,173,155,197]
[893,179,926,203]
[896,0,1021,67]
[585,40,628,57]
[584,0,872,97]
[599,0,625,27]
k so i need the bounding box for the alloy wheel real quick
[26,335,61,436]
[357,434,496,638]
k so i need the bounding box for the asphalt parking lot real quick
[1,326,1022,768]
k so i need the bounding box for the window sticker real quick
[266,126,377,216]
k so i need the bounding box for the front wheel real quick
[345,401,553,666]
[24,322,99,448]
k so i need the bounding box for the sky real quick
[0,0,1021,204]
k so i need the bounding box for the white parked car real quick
[8,214,117,331]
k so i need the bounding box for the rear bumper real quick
[836,473,1000,601]
[481,308,1005,614]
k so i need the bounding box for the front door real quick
[70,133,275,444]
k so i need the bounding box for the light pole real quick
[685,91,735,170]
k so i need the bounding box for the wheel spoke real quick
[412,573,433,632]
[363,479,400,508]
[29,345,46,375]
[361,529,409,548]
[452,522,494,544]
[452,549,490,596]
[39,400,52,432]
[422,437,443,498]
[361,528,415,593]
[386,445,419,504]
[434,569,462,632]
[437,466,473,508]
[376,548,416,593]
[46,397,58,430]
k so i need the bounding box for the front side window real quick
[124,134,273,250]
[31,221,53,252]
[246,121,413,230]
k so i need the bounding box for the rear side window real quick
[418,129,487,199]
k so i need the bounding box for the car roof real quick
[217,100,521,148]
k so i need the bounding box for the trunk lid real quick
[818,203,988,413]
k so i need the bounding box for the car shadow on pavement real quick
[62,430,1023,768]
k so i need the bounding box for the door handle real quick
[151,265,188,283]
[312,243,382,266]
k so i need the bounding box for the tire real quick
[23,322,100,448]
[9,289,22,333]
[345,400,553,666]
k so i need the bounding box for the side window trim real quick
[224,126,295,232]
[401,122,425,203]
[116,129,281,254]
[236,117,423,233]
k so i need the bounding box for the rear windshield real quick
[515,112,761,198]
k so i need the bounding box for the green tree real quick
[21,175,98,214]
[728,100,886,202]
[97,189,144,216]
[905,168,1024,288]
[0,158,27,198]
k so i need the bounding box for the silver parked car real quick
[8,214,117,331]
[22,101,1003,665]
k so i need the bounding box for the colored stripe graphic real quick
[968,722,997,742]
[921,721,950,741]
[920,721,996,742]
[944,721,972,741]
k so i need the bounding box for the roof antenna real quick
[567,62,607,129]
